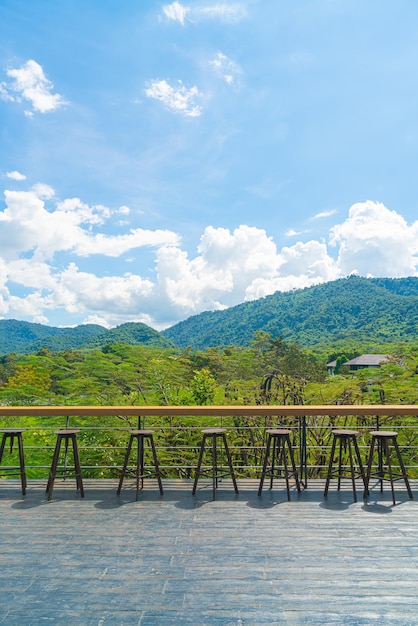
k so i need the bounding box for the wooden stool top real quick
[201,428,226,435]
[266,428,291,436]
[55,429,80,435]
[370,431,398,438]
[332,429,359,437]
[0,428,25,434]
[130,429,154,436]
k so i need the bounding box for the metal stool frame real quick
[192,428,239,501]
[258,428,301,501]
[364,431,413,505]
[0,428,27,495]
[117,429,163,501]
[324,429,368,503]
[46,429,84,501]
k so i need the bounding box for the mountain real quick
[0,320,174,354]
[163,276,418,349]
[2,276,418,354]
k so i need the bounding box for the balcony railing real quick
[1,404,417,481]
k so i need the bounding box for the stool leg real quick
[280,437,291,501]
[117,434,134,495]
[149,436,164,495]
[337,437,344,492]
[135,434,144,501]
[258,434,272,496]
[286,435,301,494]
[392,437,413,499]
[364,436,376,499]
[352,436,368,497]
[0,433,6,464]
[346,438,357,503]
[222,434,239,495]
[192,434,207,495]
[17,433,26,495]
[211,435,217,500]
[270,436,280,490]
[382,438,396,506]
[324,434,338,496]
[71,435,84,498]
[47,435,62,501]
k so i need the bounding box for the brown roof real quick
[344,354,389,367]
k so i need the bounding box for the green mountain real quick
[0,320,174,354]
[163,276,418,349]
[2,276,418,354]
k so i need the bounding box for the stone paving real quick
[1,478,418,625]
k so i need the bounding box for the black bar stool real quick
[117,430,163,501]
[258,428,301,501]
[46,429,84,501]
[324,429,367,503]
[0,429,27,495]
[364,431,413,505]
[192,428,239,500]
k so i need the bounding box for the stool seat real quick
[364,431,413,505]
[258,428,301,501]
[192,428,238,500]
[201,428,226,434]
[46,429,84,501]
[324,429,367,503]
[0,428,27,495]
[117,430,163,500]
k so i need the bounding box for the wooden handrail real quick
[0,404,416,417]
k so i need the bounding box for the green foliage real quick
[164,276,418,349]
[0,320,174,355]
[1,333,418,479]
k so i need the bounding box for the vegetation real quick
[0,332,418,480]
[164,275,418,349]
[2,276,418,356]
[1,275,418,480]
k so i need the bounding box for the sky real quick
[1,0,418,331]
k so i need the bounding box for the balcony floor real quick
[1,477,418,625]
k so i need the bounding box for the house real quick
[327,354,389,375]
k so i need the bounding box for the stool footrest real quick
[117,431,163,501]
[258,431,301,501]
[192,430,239,500]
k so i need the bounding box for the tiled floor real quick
[1,478,418,625]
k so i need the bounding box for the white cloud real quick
[1,187,417,328]
[313,209,337,219]
[0,60,66,114]
[163,2,190,24]
[209,52,242,85]
[5,171,26,181]
[329,200,418,277]
[198,4,247,23]
[145,79,202,117]
[162,2,246,24]
[0,187,180,262]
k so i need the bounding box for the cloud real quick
[0,187,180,261]
[0,60,66,114]
[313,209,337,219]
[5,171,26,181]
[163,2,190,25]
[209,52,242,85]
[1,186,417,328]
[145,79,202,117]
[329,200,418,277]
[198,4,247,22]
[162,2,246,25]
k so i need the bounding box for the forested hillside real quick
[164,276,418,349]
[1,276,418,355]
[0,320,174,354]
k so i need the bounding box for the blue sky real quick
[1,0,418,330]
